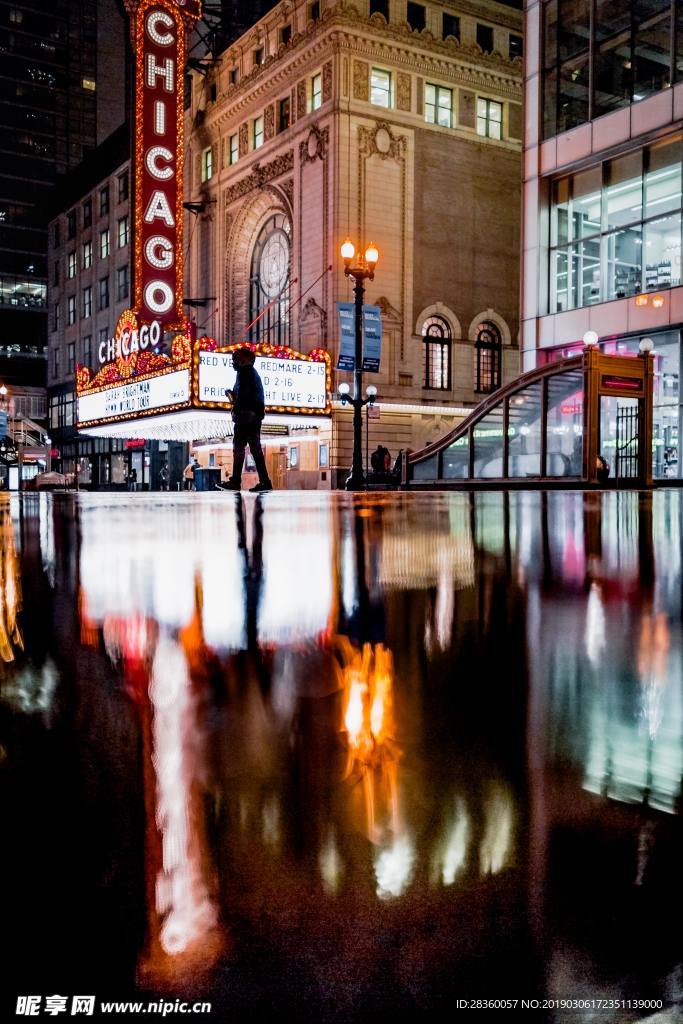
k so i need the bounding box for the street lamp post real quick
[340,238,380,490]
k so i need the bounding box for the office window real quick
[201,146,213,182]
[309,1,320,21]
[99,186,109,216]
[229,133,239,164]
[370,0,389,17]
[67,210,76,239]
[371,67,392,107]
[443,13,459,40]
[82,286,92,319]
[474,322,502,394]
[82,199,92,228]
[100,228,110,258]
[117,265,129,300]
[82,77,96,91]
[83,335,92,366]
[117,215,129,248]
[278,98,291,133]
[67,295,76,325]
[281,24,291,45]
[407,2,426,31]
[118,171,129,202]
[253,48,263,67]
[477,98,503,139]
[99,276,109,310]
[477,24,494,54]
[254,115,264,149]
[425,83,453,127]
[83,240,92,269]
[549,142,683,313]
[422,316,452,390]
[67,252,76,279]
[67,341,75,372]
[509,34,523,60]
[310,72,322,111]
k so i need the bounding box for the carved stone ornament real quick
[373,296,402,323]
[299,296,328,333]
[225,151,295,207]
[352,59,369,101]
[396,72,411,112]
[359,122,407,162]
[301,124,329,163]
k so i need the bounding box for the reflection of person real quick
[224,348,272,493]
[596,454,610,485]
[236,494,264,653]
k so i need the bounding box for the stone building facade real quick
[186,0,523,483]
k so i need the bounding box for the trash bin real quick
[194,467,221,491]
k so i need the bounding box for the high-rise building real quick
[523,0,683,480]
[0,0,126,383]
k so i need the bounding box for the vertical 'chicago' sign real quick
[123,0,201,328]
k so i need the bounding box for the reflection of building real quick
[523,1,683,479]
[186,0,523,485]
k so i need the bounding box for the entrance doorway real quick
[600,396,639,481]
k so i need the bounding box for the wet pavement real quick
[0,490,682,1022]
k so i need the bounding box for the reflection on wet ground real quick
[1,491,682,1022]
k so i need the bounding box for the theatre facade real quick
[183,0,523,487]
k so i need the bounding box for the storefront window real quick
[605,223,642,300]
[546,372,584,477]
[111,454,126,484]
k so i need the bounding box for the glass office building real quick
[523,0,683,478]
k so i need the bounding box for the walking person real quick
[127,467,138,492]
[223,348,272,493]
[183,458,196,491]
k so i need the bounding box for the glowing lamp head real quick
[364,242,379,268]
[340,239,355,263]
[635,293,649,307]
[338,382,351,396]
[639,337,654,354]
[583,330,599,347]
[652,294,665,309]
[366,385,378,401]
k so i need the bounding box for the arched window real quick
[422,315,452,390]
[475,321,502,393]
[249,213,291,346]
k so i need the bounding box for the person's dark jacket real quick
[233,364,265,419]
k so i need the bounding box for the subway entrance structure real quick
[404,347,655,487]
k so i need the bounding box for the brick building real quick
[186,0,523,485]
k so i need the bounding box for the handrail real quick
[409,354,585,466]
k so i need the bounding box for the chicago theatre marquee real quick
[75,0,333,481]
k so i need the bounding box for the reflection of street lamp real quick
[340,239,380,490]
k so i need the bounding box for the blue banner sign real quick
[337,302,356,371]
[361,305,382,373]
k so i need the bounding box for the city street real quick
[1,491,681,1021]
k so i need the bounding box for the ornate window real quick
[249,213,291,346]
[475,321,502,394]
[422,315,452,390]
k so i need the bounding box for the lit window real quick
[371,67,392,107]
[229,134,238,164]
[100,228,110,258]
[474,322,502,394]
[99,187,109,216]
[201,146,213,181]
[82,77,96,91]
[67,252,76,279]
[477,98,503,139]
[82,286,92,319]
[422,316,452,390]
[67,295,76,325]
[253,115,264,149]
[310,72,322,111]
[425,84,453,128]
[117,216,129,248]
[82,240,92,269]
[82,199,92,228]
[118,172,129,202]
[288,446,299,468]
